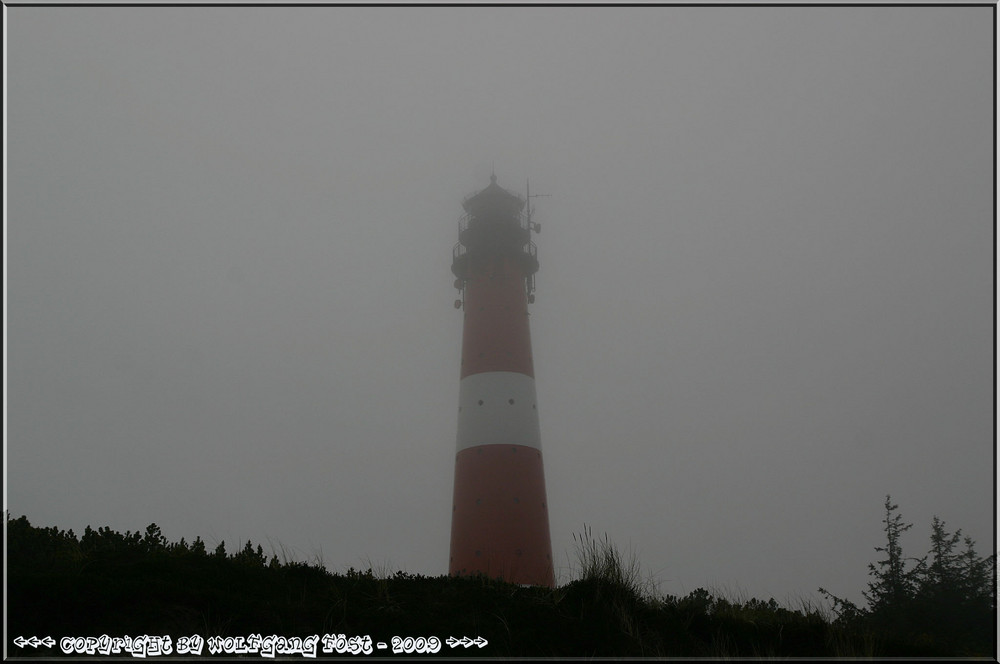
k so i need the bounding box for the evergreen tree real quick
[920,517,962,603]
[863,495,924,616]
[913,516,995,652]
[142,523,168,552]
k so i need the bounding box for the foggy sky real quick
[6,4,995,609]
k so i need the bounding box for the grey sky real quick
[6,5,995,608]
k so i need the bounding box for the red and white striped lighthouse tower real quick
[448,174,555,588]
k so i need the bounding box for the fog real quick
[6,4,994,609]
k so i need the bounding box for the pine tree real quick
[920,517,962,605]
[958,535,995,611]
[863,495,924,616]
[911,517,996,652]
[142,523,168,552]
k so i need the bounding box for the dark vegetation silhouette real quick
[818,495,996,657]
[6,496,995,657]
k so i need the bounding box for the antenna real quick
[526,179,550,233]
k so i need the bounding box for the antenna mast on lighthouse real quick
[524,179,548,302]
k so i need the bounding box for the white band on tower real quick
[456,371,541,453]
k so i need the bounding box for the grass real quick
[567,525,670,656]
[571,524,657,602]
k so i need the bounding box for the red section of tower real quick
[450,444,553,585]
[448,175,554,587]
[459,255,535,379]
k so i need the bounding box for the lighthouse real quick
[448,174,555,587]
